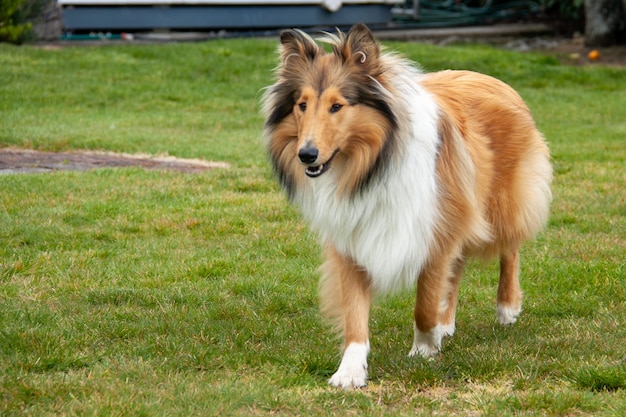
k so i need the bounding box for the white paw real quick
[497,304,521,325]
[328,365,368,389]
[408,323,443,358]
[328,342,369,389]
[441,323,456,337]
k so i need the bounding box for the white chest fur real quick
[295,77,442,293]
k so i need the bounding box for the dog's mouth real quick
[304,150,339,178]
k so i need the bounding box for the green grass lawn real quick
[1,37,625,416]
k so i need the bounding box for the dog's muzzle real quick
[298,147,338,178]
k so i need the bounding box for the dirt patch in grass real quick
[0,148,230,174]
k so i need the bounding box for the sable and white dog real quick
[262,24,552,389]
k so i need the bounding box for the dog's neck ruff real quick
[294,58,441,293]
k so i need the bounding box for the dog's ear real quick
[338,23,380,73]
[279,29,319,65]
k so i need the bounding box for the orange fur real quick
[419,71,552,330]
[422,70,551,256]
[319,246,372,344]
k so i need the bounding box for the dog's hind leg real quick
[496,249,522,325]
[320,246,372,389]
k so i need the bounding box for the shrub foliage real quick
[0,0,44,43]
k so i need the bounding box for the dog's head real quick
[264,24,397,196]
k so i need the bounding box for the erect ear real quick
[279,29,319,65]
[338,23,380,72]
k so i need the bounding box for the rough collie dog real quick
[262,23,552,389]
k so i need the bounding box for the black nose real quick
[298,146,319,164]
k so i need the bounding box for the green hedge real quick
[0,0,45,44]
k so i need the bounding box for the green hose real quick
[393,0,541,28]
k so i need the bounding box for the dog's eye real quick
[330,103,343,113]
[298,102,307,112]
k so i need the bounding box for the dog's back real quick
[422,70,552,258]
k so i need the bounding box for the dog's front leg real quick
[409,251,460,358]
[330,339,370,389]
[320,246,372,389]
